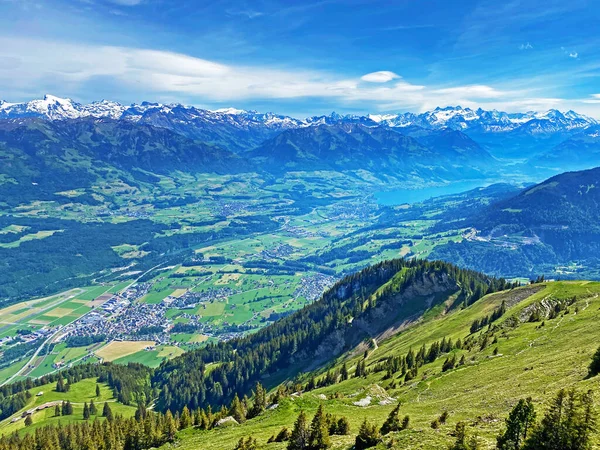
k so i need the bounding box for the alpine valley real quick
[1,95,600,450]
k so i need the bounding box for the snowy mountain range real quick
[0,95,303,130]
[1,95,597,136]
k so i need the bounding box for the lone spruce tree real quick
[496,397,536,450]
[288,410,310,450]
[309,404,331,449]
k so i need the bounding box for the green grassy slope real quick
[169,281,600,449]
[0,378,136,435]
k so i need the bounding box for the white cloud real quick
[569,52,579,59]
[519,42,533,50]
[0,36,596,117]
[360,71,400,83]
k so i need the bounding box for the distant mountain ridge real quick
[431,166,600,277]
[4,95,600,172]
[249,123,497,179]
[1,95,596,135]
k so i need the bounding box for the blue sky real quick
[1,0,600,117]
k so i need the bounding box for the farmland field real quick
[95,341,156,362]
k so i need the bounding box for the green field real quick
[0,378,135,435]
[113,345,185,368]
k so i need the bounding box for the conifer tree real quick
[89,399,97,415]
[102,402,113,421]
[309,404,331,449]
[83,402,90,420]
[335,416,350,435]
[355,418,380,450]
[230,394,246,423]
[193,407,202,426]
[341,363,349,381]
[24,415,32,426]
[449,421,479,450]
[164,410,178,442]
[96,384,101,397]
[288,410,310,450]
[54,404,61,417]
[380,402,402,435]
[180,406,191,429]
[63,400,73,416]
[496,397,536,450]
[249,382,266,418]
[56,375,65,393]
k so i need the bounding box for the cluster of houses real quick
[293,273,336,303]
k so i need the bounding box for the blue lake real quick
[374,181,488,205]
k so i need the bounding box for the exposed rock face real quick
[350,271,458,341]
[215,416,239,427]
[299,270,463,370]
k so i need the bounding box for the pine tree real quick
[589,346,600,377]
[496,397,536,450]
[64,400,73,415]
[193,407,202,426]
[288,410,310,450]
[96,384,101,397]
[56,375,65,393]
[200,409,210,430]
[380,402,402,435]
[180,406,191,430]
[164,410,178,442]
[309,404,331,449]
[89,399,97,415]
[355,419,380,450]
[83,402,90,420]
[340,363,349,381]
[230,394,246,423]
[102,402,113,421]
[335,416,350,435]
[249,382,267,418]
[449,421,479,450]
[24,415,32,426]
[54,404,61,417]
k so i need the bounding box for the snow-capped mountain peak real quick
[212,107,248,115]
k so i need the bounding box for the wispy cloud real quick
[519,42,533,50]
[561,46,580,59]
[225,8,264,19]
[0,36,597,116]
